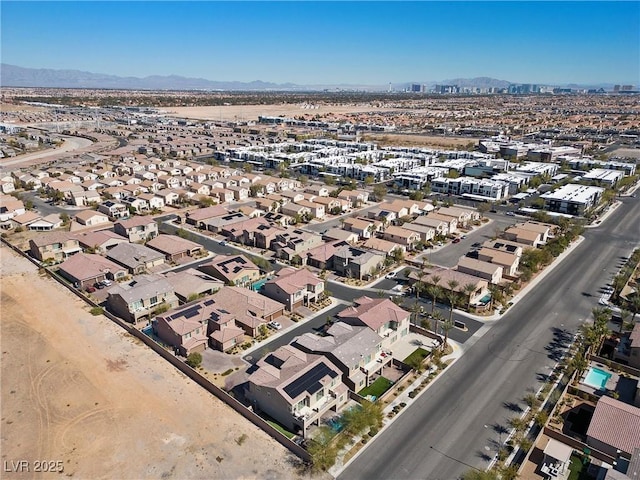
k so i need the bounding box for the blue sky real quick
[2,2,639,85]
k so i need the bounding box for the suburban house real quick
[482,239,525,257]
[305,241,343,270]
[154,301,210,356]
[426,212,458,234]
[456,257,504,284]
[58,253,127,289]
[363,237,406,256]
[411,216,449,236]
[107,274,179,323]
[337,296,411,351]
[342,217,380,239]
[503,226,545,247]
[74,210,110,227]
[146,234,204,262]
[515,221,554,243]
[400,222,436,242]
[75,230,128,253]
[106,242,166,274]
[27,214,63,232]
[293,321,389,392]
[382,225,421,250]
[262,267,324,311]
[29,232,81,263]
[332,245,385,280]
[198,254,260,287]
[477,247,520,278]
[98,200,128,220]
[245,345,349,438]
[323,228,360,244]
[586,396,640,460]
[163,268,223,303]
[614,323,640,369]
[184,205,228,228]
[436,206,475,228]
[113,216,158,242]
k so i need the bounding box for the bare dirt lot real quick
[361,132,480,149]
[169,104,394,122]
[0,246,307,479]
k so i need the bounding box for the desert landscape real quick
[0,246,308,480]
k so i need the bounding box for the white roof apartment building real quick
[541,184,604,216]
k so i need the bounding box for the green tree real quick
[364,175,375,186]
[307,426,338,473]
[462,283,477,311]
[445,280,459,323]
[372,184,387,202]
[186,352,203,368]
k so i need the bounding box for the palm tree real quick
[425,284,441,314]
[431,310,444,335]
[441,318,454,347]
[488,284,503,310]
[446,293,459,325]
[462,283,477,311]
[629,293,640,323]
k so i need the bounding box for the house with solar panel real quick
[245,345,349,437]
[198,254,261,287]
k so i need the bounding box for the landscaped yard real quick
[358,377,394,399]
[568,454,595,480]
[404,347,429,366]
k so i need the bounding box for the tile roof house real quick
[477,247,520,278]
[185,205,228,228]
[587,396,640,458]
[113,215,158,242]
[154,301,211,356]
[74,210,110,227]
[146,234,203,262]
[29,232,81,263]
[58,253,127,289]
[163,268,223,302]
[107,274,179,323]
[106,242,166,274]
[292,321,389,392]
[382,225,421,249]
[332,245,385,281]
[198,254,261,287]
[212,286,285,323]
[246,345,348,438]
[503,226,544,247]
[418,267,489,306]
[456,257,504,284]
[263,267,324,311]
[74,230,128,254]
[337,296,410,350]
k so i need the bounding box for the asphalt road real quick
[338,195,640,480]
[424,215,517,268]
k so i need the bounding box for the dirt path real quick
[0,246,307,479]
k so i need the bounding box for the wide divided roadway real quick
[338,195,640,480]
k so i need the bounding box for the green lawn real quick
[568,454,594,480]
[266,420,296,439]
[403,347,429,365]
[358,377,393,399]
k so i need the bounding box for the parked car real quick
[452,238,461,244]
[85,286,96,293]
[268,321,282,330]
[95,282,105,289]
[506,211,516,216]
[218,240,227,246]
[385,271,397,279]
[101,279,113,287]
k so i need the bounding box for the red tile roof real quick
[587,396,640,454]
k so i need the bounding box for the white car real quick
[268,321,282,330]
[101,279,113,287]
[386,272,397,279]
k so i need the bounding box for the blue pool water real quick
[328,418,343,433]
[583,367,612,390]
[479,294,491,304]
[252,277,271,291]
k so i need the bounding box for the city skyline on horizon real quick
[2,1,639,86]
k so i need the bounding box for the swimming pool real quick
[583,367,612,390]
[252,277,272,291]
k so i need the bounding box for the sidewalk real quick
[585,200,622,229]
[329,340,464,477]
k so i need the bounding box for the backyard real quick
[358,377,394,399]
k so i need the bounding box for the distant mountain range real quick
[0,64,623,92]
